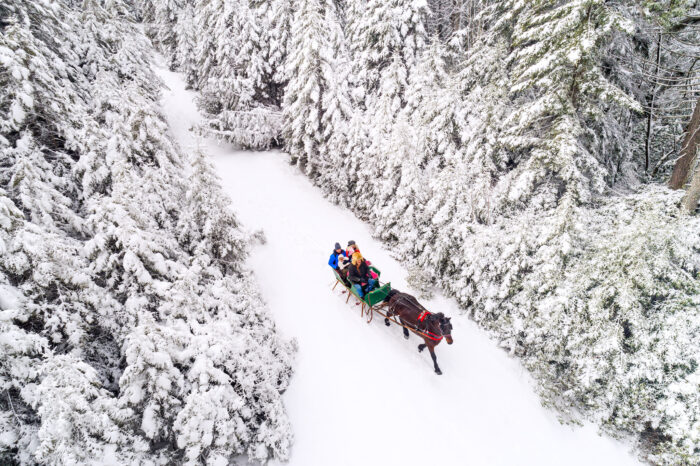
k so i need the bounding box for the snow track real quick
[154,60,640,466]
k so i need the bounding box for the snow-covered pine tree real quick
[346,0,429,108]
[619,1,700,179]
[0,1,124,355]
[500,0,641,208]
[337,108,372,205]
[117,319,187,452]
[152,0,185,69]
[174,0,199,88]
[32,354,150,464]
[0,190,47,465]
[337,0,431,219]
[81,75,185,337]
[164,148,294,464]
[255,0,295,103]
[193,0,282,149]
[177,149,248,273]
[132,0,155,23]
[425,0,492,49]
[168,274,294,464]
[212,0,271,110]
[191,0,222,91]
[424,36,508,230]
[283,0,348,176]
[351,54,410,213]
[388,41,471,263]
[370,113,427,246]
[317,1,354,192]
[1,2,166,463]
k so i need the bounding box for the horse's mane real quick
[396,292,422,308]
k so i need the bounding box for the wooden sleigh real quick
[332,266,391,322]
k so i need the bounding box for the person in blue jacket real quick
[328,242,346,270]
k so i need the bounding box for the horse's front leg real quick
[418,343,426,352]
[428,345,442,375]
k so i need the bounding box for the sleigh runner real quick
[332,266,391,317]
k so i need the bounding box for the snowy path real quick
[153,60,640,466]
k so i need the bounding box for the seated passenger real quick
[328,242,346,270]
[346,240,358,258]
[347,240,371,266]
[337,255,351,286]
[348,252,377,298]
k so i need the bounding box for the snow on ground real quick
[153,58,641,466]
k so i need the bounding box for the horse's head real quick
[437,314,453,344]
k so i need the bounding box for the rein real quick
[422,329,444,342]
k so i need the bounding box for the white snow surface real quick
[154,59,640,466]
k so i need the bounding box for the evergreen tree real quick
[33,355,150,464]
[0,190,46,465]
[153,0,185,69]
[174,0,199,87]
[256,0,295,100]
[352,54,409,211]
[501,0,641,206]
[347,0,429,107]
[283,0,347,176]
[167,148,294,463]
[317,1,354,191]
[194,0,282,149]
[176,149,248,270]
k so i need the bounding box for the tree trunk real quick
[669,96,700,189]
[682,161,700,212]
[645,33,662,172]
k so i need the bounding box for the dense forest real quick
[1,1,293,464]
[138,0,700,464]
[1,0,699,464]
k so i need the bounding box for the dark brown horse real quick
[383,290,453,375]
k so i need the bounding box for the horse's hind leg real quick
[418,343,426,352]
[428,345,442,375]
[399,318,410,339]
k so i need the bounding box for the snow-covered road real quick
[154,59,640,466]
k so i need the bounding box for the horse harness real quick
[391,296,444,342]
